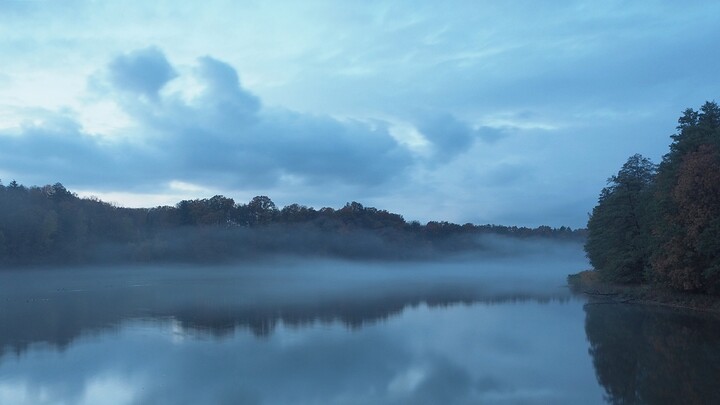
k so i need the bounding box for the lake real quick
[1,241,719,404]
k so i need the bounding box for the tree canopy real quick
[585,154,656,283]
[586,101,720,294]
[0,182,585,267]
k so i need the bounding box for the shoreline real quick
[567,270,720,314]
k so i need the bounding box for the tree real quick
[279,203,315,223]
[665,102,720,166]
[651,144,720,292]
[585,154,656,283]
[649,101,720,292]
[204,195,235,225]
[247,196,278,226]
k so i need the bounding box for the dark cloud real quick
[250,110,412,184]
[126,52,414,187]
[108,47,177,100]
[417,114,503,162]
[195,56,261,118]
[0,49,416,190]
[0,111,167,189]
[0,113,133,187]
[417,114,474,162]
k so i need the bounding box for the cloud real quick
[195,56,261,117]
[0,49,416,191]
[107,47,177,100]
[5,1,715,226]
[122,51,414,187]
[0,111,159,189]
[416,114,504,162]
[250,109,413,184]
[417,114,475,162]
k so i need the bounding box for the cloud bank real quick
[0,48,500,196]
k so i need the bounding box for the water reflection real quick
[0,300,597,405]
[0,259,574,356]
[0,257,607,404]
[4,255,719,403]
[584,303,720,405]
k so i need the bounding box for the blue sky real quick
[0,0,719,227]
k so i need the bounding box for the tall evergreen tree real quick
[585,154,656,283]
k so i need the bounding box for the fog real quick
[0,238,586,355]
[78,223,584,265]
[0,239,603,404]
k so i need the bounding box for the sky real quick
[0,0,719,227]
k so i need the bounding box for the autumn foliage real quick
[586,101,720,294]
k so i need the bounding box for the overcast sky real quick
[1,0,719,227]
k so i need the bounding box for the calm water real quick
[1,245,719,404]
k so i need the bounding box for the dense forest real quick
[585,101,720,295]
[0,182,584,266]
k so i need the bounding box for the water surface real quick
[1,244,718,404]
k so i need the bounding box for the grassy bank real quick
[568,270,720,314]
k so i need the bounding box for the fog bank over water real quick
[0,239,602,405]
[86,225,585,265]
[0,238,587,354]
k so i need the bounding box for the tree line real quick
[585,101,720,294]
[0,181,584,266]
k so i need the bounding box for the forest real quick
[585,101,720,295]
[0,181,584,266]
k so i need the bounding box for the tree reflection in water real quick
[0,265,571,359]
[584,302,720,405]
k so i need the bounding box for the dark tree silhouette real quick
[0,181,585,267]
[585,154,656,283]
[585,100,720,294]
